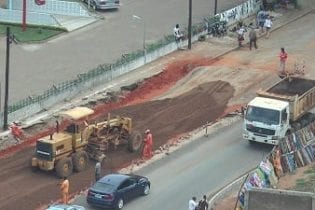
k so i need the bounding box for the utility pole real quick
[3,27,11,130]
[214,0,218,16]
[22,0,26,31]
[188,0,192,49]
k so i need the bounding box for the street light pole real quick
[143,21,146,63]
[22,0,26,31]
[3,27,11,130]
[188,0,192,49]
[132,15,146,63]
[214,0,218,16]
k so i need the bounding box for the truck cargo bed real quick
[257,77,315,121]
[268,77,315,96]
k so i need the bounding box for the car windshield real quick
[93,182,116,192]
[245,106,280,125]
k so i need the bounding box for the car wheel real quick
[116,198,124,210]
[143,184,150,195]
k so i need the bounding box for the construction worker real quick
[142,129,153,159]
[59,177,70,204]
[10,122,23,141]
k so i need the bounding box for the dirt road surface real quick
[0,5,315,210]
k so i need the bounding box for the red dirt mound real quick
[0,81,234,210]
[111,81,235,147]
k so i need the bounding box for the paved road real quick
[73,119,273,210]
[72,9,315,209]
[0,0,246,103]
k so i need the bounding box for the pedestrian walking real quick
[198,195,209,210]
[189,196,198,210]
[279,47,288,75]
[249,27,258,50]
[142,129,153,159]
[95,161,101,182]
[59,177,69,204]
[174,24,184,49]
[264,16,273,38]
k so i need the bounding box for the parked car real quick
[82,0,120,10]
[46,204,86,210]
[87,173,150,209]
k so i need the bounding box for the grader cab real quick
[31,107,142,178]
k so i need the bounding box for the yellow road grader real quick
[31,107,142,178]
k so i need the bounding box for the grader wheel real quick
[128,131,143,152]
[73,151,88,172]
[55,157,73,178]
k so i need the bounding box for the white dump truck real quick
[243,77,315,145]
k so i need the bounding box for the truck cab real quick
[243,97,290,145]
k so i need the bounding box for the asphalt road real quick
[0,0,246,103]
[73,119,273,210]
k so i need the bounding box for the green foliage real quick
[0,23,65,42]
[292,167,315,193]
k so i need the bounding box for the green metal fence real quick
[8,15,220,114]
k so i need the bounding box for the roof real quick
[59,107,94,120]
[248,97,288,111]
[99,174,130,186]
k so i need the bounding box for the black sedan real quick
[87,173,150,209]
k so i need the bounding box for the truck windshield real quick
[245,106,280,125]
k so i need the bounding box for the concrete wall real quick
[245,188,315,210]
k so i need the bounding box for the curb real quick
[207,169,253,209]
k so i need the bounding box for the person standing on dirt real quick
[142,129,153,159]
[237,24,246,47]
[249,26,258,50]
[257,8,266,34]
[264,15,273,38]
[59,177,69,204]
[198,195,209,210]
[189,196,198,210]
[279,47,288,75]
[95,161,101,182]
[174,24,184,49]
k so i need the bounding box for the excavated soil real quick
[0,58,234,210]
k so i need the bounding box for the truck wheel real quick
[55,158,73,178]
[128,131,142,152]
[73,151,88,172]
[248,140,255,145]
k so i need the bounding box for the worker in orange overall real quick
[273,148,283,178]
[10,122,23,141]
[59,177,70,204]
[142,129,153,159]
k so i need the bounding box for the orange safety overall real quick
[60,179,69,204]
[142,133,153,159]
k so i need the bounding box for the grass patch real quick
[0,23,66,42]
[293,167,315,193]
[304,167,315,174]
